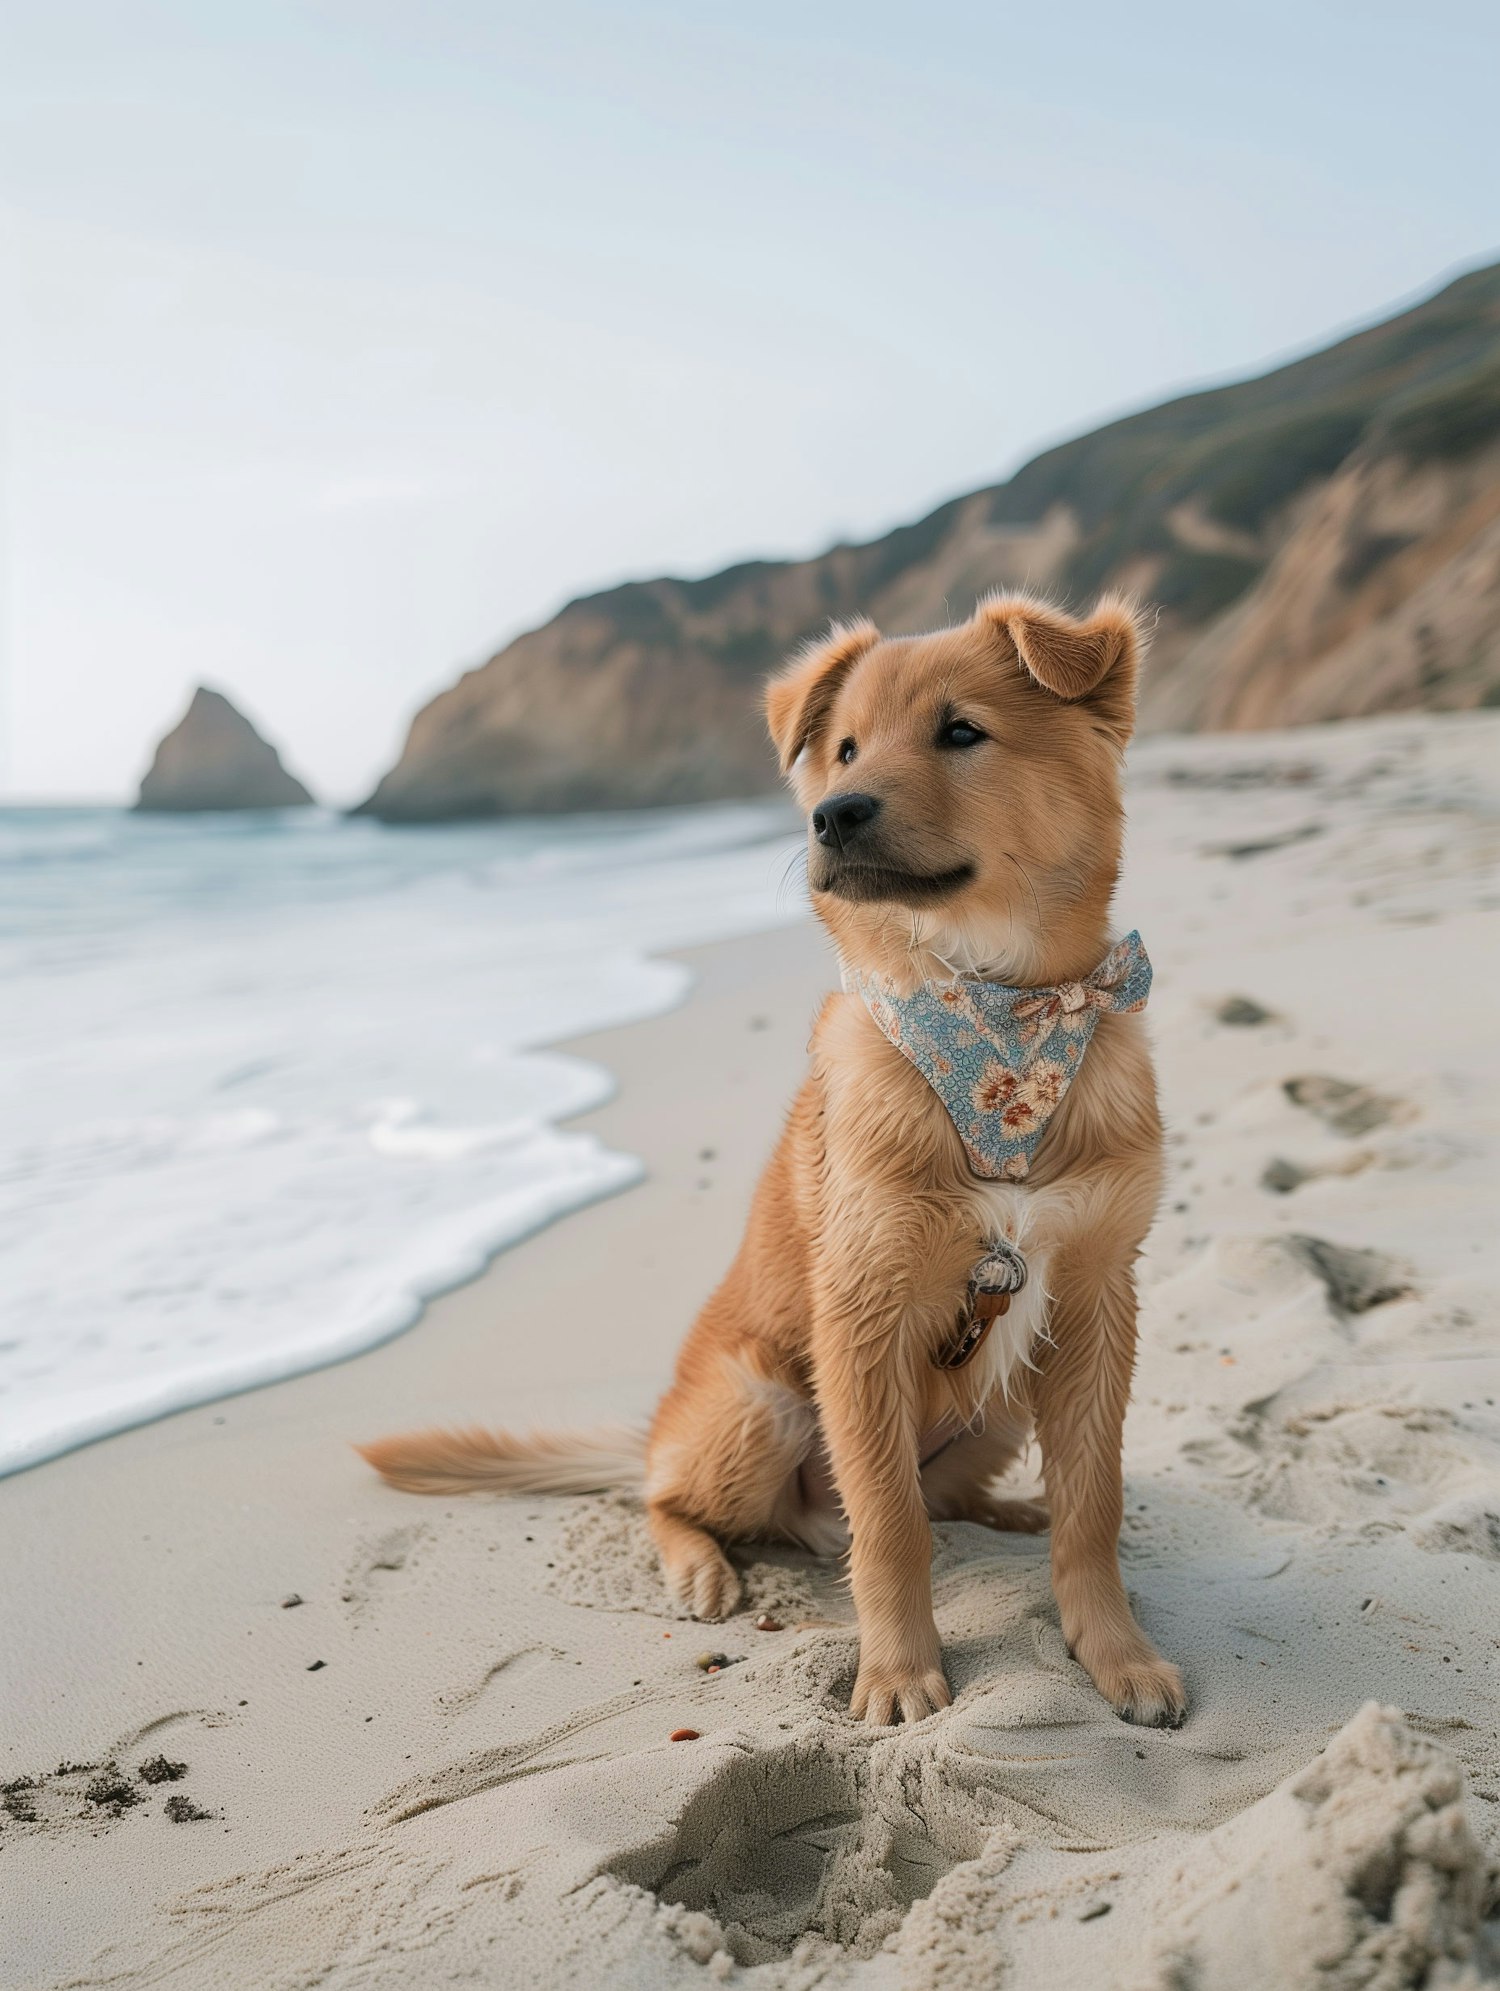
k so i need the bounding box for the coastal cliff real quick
[359,262,1500,819]
[135,687,315,812]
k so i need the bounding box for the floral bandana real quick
[847,931,1153,1182]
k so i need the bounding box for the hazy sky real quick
[2,1,1495,802]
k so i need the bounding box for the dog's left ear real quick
[980,596,1146,744]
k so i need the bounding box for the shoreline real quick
[4,713,1499,1989]
[1,917,845,1986]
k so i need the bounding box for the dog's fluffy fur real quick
[360,594,1186,1729]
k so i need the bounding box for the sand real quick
[3,710,1499,1989]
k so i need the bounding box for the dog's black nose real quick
[812,791,881,848]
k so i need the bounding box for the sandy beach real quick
[4,711,1499,1989]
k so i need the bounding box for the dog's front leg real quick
[813,1320,950,1726]
[1033,1251,1186,1727]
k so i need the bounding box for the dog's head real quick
[765,595,1145,982]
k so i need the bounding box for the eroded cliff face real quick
[357,499,1083,818]
[359,263,1500,820]
[135,688,315,812]
[1141,440,1500,732]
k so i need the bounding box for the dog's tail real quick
[355,1423,647,1497]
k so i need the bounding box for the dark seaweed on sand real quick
[138,1754,188,1785]
[164,1793,213,1823]
[2,1756,213,1830]
[84,1766,142,1814]
[2,1778,39,1823]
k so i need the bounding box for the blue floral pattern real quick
[848,931,1153,1180]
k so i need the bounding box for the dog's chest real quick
[969,1178,1033,1248]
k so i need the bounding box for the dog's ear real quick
[764,619,880,774]
[979,595,1146,744]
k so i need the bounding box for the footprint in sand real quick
[341,1522,432,1611]
[1231,1399,1477,1530]
[609,1739,895,1962]
[439,1645,568,1716]
[607,1704,1038,1967]
[1282,1073,1413,1138]
[1260,1075,1415,1195]
[1412,1493,1500,1561]
[1278,1234,1411,1315]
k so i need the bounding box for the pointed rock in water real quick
[135,688,315,813]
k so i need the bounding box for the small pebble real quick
[755,1614,783,1632]
[669,1728,700,1743]
[280,1594,303,1610]
[695,1651,728,1671]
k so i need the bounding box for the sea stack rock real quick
[135,688,315,812]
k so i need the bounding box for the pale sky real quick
[2,0,1495,802]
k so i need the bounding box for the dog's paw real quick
[850,1663,951,1727]
[971,1495,1049,1534]
[1080,1645,1187,1728]
[665,1542,743,1622]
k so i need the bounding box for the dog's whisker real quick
[1002,850,1044,941]
[775,847,810,912]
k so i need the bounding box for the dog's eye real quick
[938,719,986,749]
[837,738,857,765]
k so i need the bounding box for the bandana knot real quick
[847,931,1152,1182]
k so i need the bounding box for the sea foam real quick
[0,801,804,1474]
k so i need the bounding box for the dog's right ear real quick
[764,620,880,775]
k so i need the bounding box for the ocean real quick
[0,801,805,1475]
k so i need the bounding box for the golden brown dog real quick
[361,593,1186,1729]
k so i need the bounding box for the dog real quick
[360,592,1186,1730]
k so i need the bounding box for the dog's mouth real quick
[812,858,976,907]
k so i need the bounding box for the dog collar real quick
[846,931,1152,1182]
[935,1239,1029,1369]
